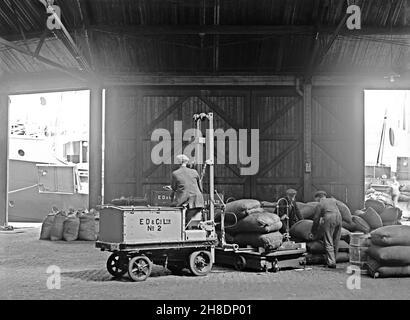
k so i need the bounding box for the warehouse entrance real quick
[8,90,90,222]
[364,90,410,218]
[104,85,363,209]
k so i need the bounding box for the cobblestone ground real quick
[1,227,410,300]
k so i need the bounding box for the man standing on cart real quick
[277,188,303,236]
[171,154,205,229]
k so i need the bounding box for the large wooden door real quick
[311,87,364,209]
[251,88,304,201]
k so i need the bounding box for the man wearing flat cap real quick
[311,190,342,269]
[171,154,205,228]
[277,188,303,235]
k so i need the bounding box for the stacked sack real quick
[289,219,351,265]
[348,201,403,233]
[39,207,99,241]
[218,199,284,251]
[366,225,410,278]
[399,185,410,202]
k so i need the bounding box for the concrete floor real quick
[1,226,410,300]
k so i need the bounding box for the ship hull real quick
[8,159,88,222]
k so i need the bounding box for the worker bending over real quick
[171,154,204,228]
[277,188,303,235]
[311,191,342,269]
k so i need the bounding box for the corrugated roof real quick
[0,0,409,76]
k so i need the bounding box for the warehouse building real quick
[1,0,410,226]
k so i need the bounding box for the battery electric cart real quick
[96,113,218,281]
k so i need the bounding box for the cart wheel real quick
[188,251,213,276]
[234,255,246,271]
[106,253,128,278]
[128,255,152,282]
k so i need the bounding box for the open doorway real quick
[8,90,90,222]
[364,90,410,220]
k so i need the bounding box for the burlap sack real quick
[351,215,371,234]
[361,207,383,230]
[365,199,385,215]
[233,231,283,251]
[289,220,316,241]
[336,200,352,224]
[370,225,410,247]
[63,213,80,241]
[40,212,56,240]
[367,257,410,278]
[226,211,282,235]
[367,245,410,266]
[50,211,67,241]
[296,202,318,220]
[78,211,96,241]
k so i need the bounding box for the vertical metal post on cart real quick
[193,112,215,262]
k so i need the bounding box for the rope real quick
[8,184,39,194]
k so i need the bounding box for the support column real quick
[0,92,9,227]
[303,83,313,201]
[89,86,103,209]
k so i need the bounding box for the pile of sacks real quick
[345,201,403,235]
[217,199,283,251]
[366,225,410,278]
[40,208,99,241]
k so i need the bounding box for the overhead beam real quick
[89,24,410,36]
[4,25,410,41]
[0,36,91,81]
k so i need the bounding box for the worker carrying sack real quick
[370,225,410,247]
[63,211,81,241]
[226,211,282,235]
[233,231,283,251]
[336,200,352,224]
[361,207,383,231]
[296,202,318,220]
[40,211,56,240]
[78,210,96,241]
[50,211,67,241]
[367,245,410,266]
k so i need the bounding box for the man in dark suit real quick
[171,154,205,228]
[277,188,303,235]
[311,190,342,269]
